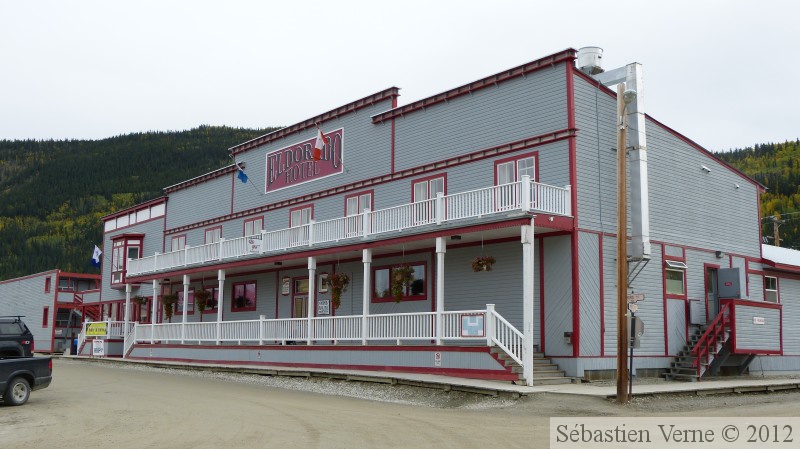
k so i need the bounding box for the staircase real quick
[491,346,574,385]
[666,303,742,381]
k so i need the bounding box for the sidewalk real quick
[66,355,800,399]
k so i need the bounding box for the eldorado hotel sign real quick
[265,128,344,192]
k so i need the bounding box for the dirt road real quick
[2,359,800,449]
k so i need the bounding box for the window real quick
[765,276,779,303]
[202,286,219,314]
[175,288,195,315]
[171,235,186,252]
[111,235,143,285]
[244,217,264,237]
[204,227,222,244]
[495,154,537,210]
[42,307,49,327]
[290,205,313,227]
[138,297,151,323]
[232,281,257,312]
[412,175,446,224]
[372,263,427,302]
[344,191,373,237]
[665,260,687,296]
[44,277,51,293]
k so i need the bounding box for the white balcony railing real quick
[127,178,570,277]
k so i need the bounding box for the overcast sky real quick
[1,1,796,152]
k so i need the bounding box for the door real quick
[706,267,719,323]
[293,296,308,318]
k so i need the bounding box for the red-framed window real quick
[204,226,222,244]
[111,235,143,285]
[764,276,779,303]
[44,277,51,293]
[201,285,220,314]
[289,205,313,227]
[231,281,257,312]
[135,297,152,323]
[171,234,186,252]
[412,174,446,224]
[494,152,538,185]
[42,306,49,327]
[244,216,264,237]
[372,262,427,303]
[175,287,195,315]
[345,190,373,216]
[664,258,688,299]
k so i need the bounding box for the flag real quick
[312,125,327,161]
[91,245,102,267]
[237,168,248,184]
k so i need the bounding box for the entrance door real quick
[706,267,719,323]
[293,296,308,318]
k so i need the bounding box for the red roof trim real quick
[101,196,167,222]
[166,128,575,235]
[164,164,241,194]
[230,87,400,156]
[371,49,577,123]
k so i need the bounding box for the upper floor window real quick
[412,175,446,224]
[111,235,143,285]
[44,277,51,293]
[244,216,264,237]
[495,153,537,185]
[171,235,186,252]
[290,205,313,227]
[345,191,373,216]
[205,226,222,244]
[664,260,688,297]
[764,276,779,303]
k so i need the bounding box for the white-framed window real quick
[346,191,373,216]
[665,260,687,296]
[412,175,445,224]
[170,235,186,252]
[244,217,264,237]
[111,237,142,285]
[204,227,222,244]
[765,276,779,303]
[290,206,313,227]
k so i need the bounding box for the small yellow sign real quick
[86,323,107,337]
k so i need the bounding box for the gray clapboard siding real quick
[0,270,57,351]
[543,235,572,356]
[779,276,800,355]
[393,65,568,171]
[734,303,780,352]
[666,300,686,355]
[578,232,601,356]
[166,175,232,230]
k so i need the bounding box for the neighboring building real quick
[0,270,100,353]
[78,47,789,384]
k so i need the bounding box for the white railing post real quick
[565,184,572,216]
[259,315,265,345]
[181,274,190,344]
[362,208,371,239]
[123,284,131,358]
[151,279,160,344]
[307,257,317,345]
[435,192,444,225]
[153,252,159,271]
[218,238,225,260]
[435,237,446,345]
[362,249,372,345]
[486,304,496,347]
[308,220,315,246]
[260,230,267,253]
[521,175,531,213]
[184,244,189,266]
[216,269,225,345]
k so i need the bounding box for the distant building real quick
[77,47,794,384]
[0,270,100,353]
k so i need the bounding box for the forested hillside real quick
[0,126,276,280]
[717,139,800,249]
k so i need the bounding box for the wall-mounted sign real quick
[86,322,108,337]
[281,276,290,295]
[434,351,442,367]
[92,339,105,357]
[319,273,329,293]
[317,299,330,316]
[753,316,765,325]
[247,237,263,253]
[265,128,344,192]
[460,314,485,337]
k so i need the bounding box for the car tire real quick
[3,377,31,406]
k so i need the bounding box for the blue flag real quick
[237,169,248,184]
[91,245,102,267]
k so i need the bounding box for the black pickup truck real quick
[0,356,52,405]
[0,316,35,357]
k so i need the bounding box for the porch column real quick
[361,248,372,345]
[307,257,317,345]
[151,279,160,344]
[216,269,225,345]
[435,237,446,345]
[124,283,131,359]
[522,217,536,386]
[181,274,190,343]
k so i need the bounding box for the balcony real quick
[127,179,571,277]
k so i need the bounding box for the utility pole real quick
[773,215,782,247]
[616,84,630,403]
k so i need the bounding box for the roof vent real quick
[577,46,604,75]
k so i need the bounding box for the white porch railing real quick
[77,320,136,354]
[127,179,571,277]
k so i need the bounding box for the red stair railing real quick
[691,302,732,379]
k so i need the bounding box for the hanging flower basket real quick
[329,272,350,310]
[391,265,415,303]
[132,295,147,306]
[161,293,178,321]
[194,289,211,321]
[471,255,496,272]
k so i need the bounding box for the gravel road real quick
[2,358,800,448]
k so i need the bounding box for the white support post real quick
[219,238,225,260]
[435,192,444,225]
[521,218,536,386]
[216,269,225,345]
[181,274,190,344]
[521,175,531,212]
[151,279,160,344]
[260,230,267,253]
[307,257,317,345]
[124,284,131,358]
[259,315,265,345]
[361,248,372,345]
[362,208,371,239]
[184,244,189,265]
[153,252,159,270]
[565,185,572,216]
[308,220,315,246]
[435,237,446,345]
[486,304,496,347]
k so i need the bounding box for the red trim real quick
[290,276,311,318]
[598,233,605,357]
[231,280,257,313]
[538,236,545,353]
[372,49,576,123]
[165,129,575,235]
[703,263,721,322]
[721,298,783,355]
[110,235,143,286]
[101,197,167,222]
[661,244,669,355]
[164,165,241,194]
[231,88,399,156]
[42,306,49,327]
[343,190,374,216]
[371,261,428,303]
[763,274,779,304]
[204,226,222,244]
[44,276,51,293]
[288,204,314,227]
